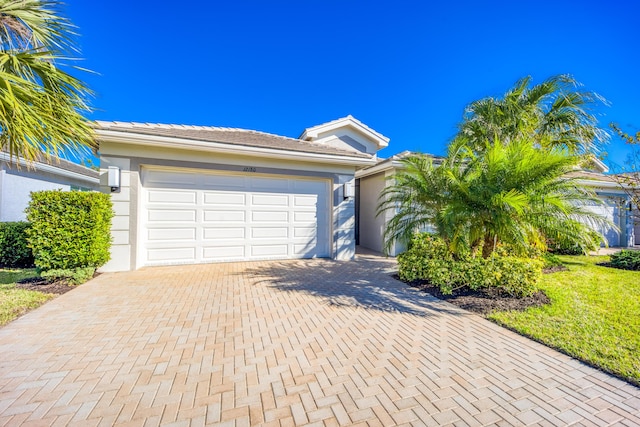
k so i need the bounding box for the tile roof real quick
[95,121,373,159]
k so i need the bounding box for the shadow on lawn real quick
[242,255,467,318]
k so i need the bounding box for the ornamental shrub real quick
[547,223,602,255]
[40,267,96,285]
[610,250,640,271]
[26,191,113,271]
[0,222,34,268]
[398,233,542,297]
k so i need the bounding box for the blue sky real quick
[66,1,639,169]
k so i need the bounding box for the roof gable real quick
[300,115,390,154]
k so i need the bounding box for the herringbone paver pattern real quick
[0,252,638,426]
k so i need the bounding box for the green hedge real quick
[398,234,542,297]
[610,250,640,271]
[0,222,34,268]
[26,191,113,270]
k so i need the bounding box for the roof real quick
[0,152,99,180]
[95,121,373,159]
[355,151,445,179]
[299,115,390,149]
[566,170,618,182]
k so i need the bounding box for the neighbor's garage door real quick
[139,167,331,266]
[586,198,621,247]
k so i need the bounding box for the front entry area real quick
[139,167,331,267]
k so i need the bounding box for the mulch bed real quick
[396,267,562,315]
[15,277,78,295]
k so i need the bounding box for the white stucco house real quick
[96,116,388,272]
[0,152,100,222]
[97,116,638,272]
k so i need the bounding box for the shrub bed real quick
[610,250,640,271]
[398,234,542,297]
[26,190,113,271]
[0,222,34,268]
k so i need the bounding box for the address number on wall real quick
[242,167,257,172]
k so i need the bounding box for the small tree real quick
[609,123,640,220]
[379,138,609,258]
[26,190,113,271]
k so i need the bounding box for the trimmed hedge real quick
[610,250,640,271]
[398,234,542,297]
[0,222,34,268]
[26,191,113,270]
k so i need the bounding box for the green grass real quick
[488,255,640,386]
[0,268,53,326]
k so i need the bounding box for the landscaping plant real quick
[609,250,640,271]
[0,222,34,268]
[0,0,95,164]
[26,190,113,281]
[398,234,542,297]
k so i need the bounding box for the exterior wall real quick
[0,163,98,222]
[333,175,356,260]
[314,129,379,154]
[358,172,386,253]
[99,141,359,271]
[635,214,640,245]
[357,170,405,256]
[99,157,132,272]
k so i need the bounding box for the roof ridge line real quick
[95,120,314,144]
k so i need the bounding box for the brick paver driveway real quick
[0,253,638,426]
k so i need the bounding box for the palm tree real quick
[456,75,609,156]
[379,138,608,257]
[0,0,95,164]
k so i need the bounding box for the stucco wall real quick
[0,165,97,222]
[358,172,387,253]
[99,143,360,271]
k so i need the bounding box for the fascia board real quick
[0,152,99,185]
[97,130,377,167]
[575,179,631,191]
[355,160,405,179]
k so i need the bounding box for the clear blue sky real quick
[66,0,639,169]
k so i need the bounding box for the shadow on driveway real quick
[242,255,467,318]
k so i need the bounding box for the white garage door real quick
[140,168,331,266]
[586,199,621,247]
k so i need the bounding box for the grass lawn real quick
[488,255,640,386]
[0,268,53,326]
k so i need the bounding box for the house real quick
[355,153,638,255]
[96,116,388,272]
[0,152,100,222]
[98,116,637,272]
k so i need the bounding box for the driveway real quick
[0,253,638,426]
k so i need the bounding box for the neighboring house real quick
[356,154,638,256]
[0,152,100,222]
[96,116,388,272]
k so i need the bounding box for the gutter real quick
[97,130,378,168]
[0,152,99,184]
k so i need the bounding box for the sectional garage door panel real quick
[585,198,622,247]
[140,168,330,266]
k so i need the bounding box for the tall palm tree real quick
[379,138,608,257]
[456,75,609,156]
[0,0,95,164]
